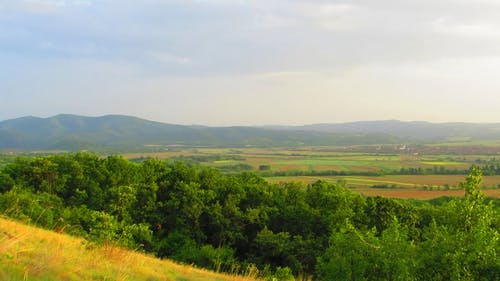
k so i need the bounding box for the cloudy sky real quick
[1,0,500,125]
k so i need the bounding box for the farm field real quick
[122,146,477,172]
[266,174,500,188]
[2,145,498,199]
[351,188,500,199]
[120,145,500,199]
[266,175,500,199]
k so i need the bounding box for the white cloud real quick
[192,0,247,5]
[1,0,93,14]
[249,1,359,31]
[434,16,500,39]
[145,51,191,65]
[257,71,314,79]
[3,0,500,124]
[24,0,93,7]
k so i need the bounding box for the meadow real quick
[0,217,259,281]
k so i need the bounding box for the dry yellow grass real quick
[0,217,260,281]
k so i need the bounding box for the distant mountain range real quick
[0,114,499,151]
[277,120,500,141]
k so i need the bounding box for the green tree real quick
[417,167,500,280]
[0,172,14,193]
[317,220,379,281]
[106,185,137,223]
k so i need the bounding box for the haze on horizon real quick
[1,0,500,126]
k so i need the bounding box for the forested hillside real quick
[3,114,500,151]
[0,153,498,280]
[0,115,401,150]
[298,120,500,141]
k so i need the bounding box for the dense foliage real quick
[0,153,498,280]
[260,166,471,178]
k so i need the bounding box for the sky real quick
[1,0,500,125]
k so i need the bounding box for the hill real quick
[0,114,401,150]
[1,114,500,151]
[0,217,257,281]
[298,120,500,141]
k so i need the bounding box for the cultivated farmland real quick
[121,145,500,199]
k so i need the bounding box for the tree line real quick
[260,167,478,178]
[0,153,498,280]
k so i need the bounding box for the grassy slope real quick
[0,217,258,281]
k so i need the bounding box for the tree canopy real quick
[0,153,498,280]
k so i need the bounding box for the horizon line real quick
[1,114,500,127]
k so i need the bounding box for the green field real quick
[118,145,500,199]
[3,145,497,199]
[266,175,500,198]
[122,146,478,174]
[267,174,500,188]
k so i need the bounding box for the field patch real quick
[266,175,500,199]
[120,147,479,174]
[421,161,464,166]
